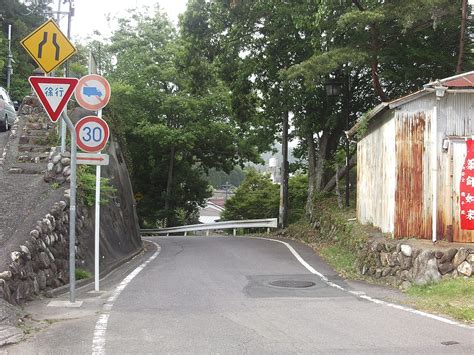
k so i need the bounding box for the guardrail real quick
[140,218,278,237]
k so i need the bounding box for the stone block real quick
[453,248,470,267]
[467,253,474,263]
[400,244,412,257]
[37,271,46,290]
[457,261,472,277]
[413,250,440,285]
[0,271,12,280]
[52,155,61,164]
[438,262,455,275]
[38,252,50,269]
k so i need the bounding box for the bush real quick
[222,170,279,220]
[75,268,91,280]
[288,174,308,223]
[77,165,117,207]
[222,170,309,221]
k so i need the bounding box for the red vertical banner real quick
[460,139,474,229]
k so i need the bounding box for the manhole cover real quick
[269,280,316,288]
[441,341,460,346]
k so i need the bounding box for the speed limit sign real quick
[75,116,110,153]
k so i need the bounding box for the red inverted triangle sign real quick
[28,76,79,122]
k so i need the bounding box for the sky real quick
[55,0,188,42]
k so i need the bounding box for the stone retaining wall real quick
[358,239,474,288]
[44,148,72,185]
[0,198,89,305]
[308,203,473,288]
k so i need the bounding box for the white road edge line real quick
[249,236,473,330]
[91,241,161,355]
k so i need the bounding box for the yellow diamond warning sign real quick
[21,19,76,74]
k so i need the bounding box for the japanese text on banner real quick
[460,139,474,229]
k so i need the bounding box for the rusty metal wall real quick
[393,112,432,239]
[357,113,396,233]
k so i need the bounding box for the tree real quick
[105,7,260,227]
[222,170,279,220]
[284,0,470,215]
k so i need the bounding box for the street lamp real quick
[325,75,342,97]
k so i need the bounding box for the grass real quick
[283,217,365,280]
[318,244,360,279]
[75,268,92,280]
[406,278,474,323]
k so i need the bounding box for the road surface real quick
[2,236,474,354]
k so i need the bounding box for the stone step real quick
[18,145,51,153]
[8,167,44,175]
[17,153,49,163]
[8,162,46,175]
[22,129,50,137]
[19,136,54,146]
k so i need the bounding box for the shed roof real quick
[347,71,474,139]
[425,71,474,88]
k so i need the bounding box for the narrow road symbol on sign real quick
[21,19,76,74]
[75,116,110,153]
[38,32,60,60]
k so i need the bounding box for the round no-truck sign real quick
[75,116,110,153]
[75,74,111,111]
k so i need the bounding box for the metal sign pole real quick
[94,109,102,292]
[61,3,74,153]
[61,110,77,303]
[6,24,12,94]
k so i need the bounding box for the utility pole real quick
[344,76,351,208]
[47,0,74,153]
[279,111,289,229]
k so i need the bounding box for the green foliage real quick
[222,170,308,221]
[284,48,368,83]
[77,166,117,207]
[205,167,245,189]
[288,174,308,223]
[75,268,92,280]
[100,7,263,227]
[285,194,368,278]
[37,130,59,147]
[175,207,200,226]
[222,170,279,220]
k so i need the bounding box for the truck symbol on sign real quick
[83,87,103,97]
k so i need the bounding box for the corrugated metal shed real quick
[354,71,474,243]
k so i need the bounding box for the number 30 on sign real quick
[75,116,110,153]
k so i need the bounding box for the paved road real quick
[3,236,474,354]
